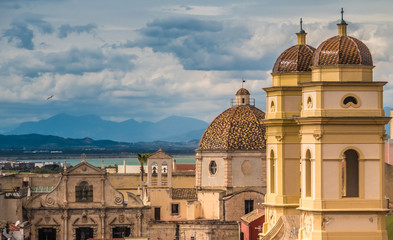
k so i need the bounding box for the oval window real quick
[209,161,217,175]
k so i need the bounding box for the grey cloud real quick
[25,15,54,34]
[58,24,97,39]
[125,17,285,71]
[1,48,137,77]
[3,21,34,50]
[2,15,54,50]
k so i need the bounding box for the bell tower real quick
[296,10,389,239]
[262,19,316,234]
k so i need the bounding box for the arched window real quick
[342,149,359,197]
[162,161,168,174]
[270,150,275,194]
[270,101,275,112]
[307,96,313,108]
[152,162,158,175]
[305,150,312,197]
[76,181,93,202]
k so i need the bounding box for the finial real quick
[242,78,245,88]
[63,160,67,171]
[299,18,306,34]
[101,160,105,170]
[158,146,162,151]
[339,8,347,25]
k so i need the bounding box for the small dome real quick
[236,88,250,96]
[272,44,316,73]
[198,105,266,151]
[312,35,373,66]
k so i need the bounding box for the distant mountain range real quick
[0,134,199,153]
[6,114,209,142]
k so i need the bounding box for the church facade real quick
[24,158,150,240]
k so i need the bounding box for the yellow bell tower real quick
[262,19,316,234]
[296,9,389,239]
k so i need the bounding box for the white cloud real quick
[162,5,227,16]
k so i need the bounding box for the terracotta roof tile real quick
[313,35,373,66]
[240,208,265,224]
[175,164,195,171]
[198,106,266,150]
[272,44,315,73]
[236,88,250,95]
[172,188,197,200]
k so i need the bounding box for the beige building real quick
[24,158,150,239]
[196,88,266,222]
[261,12,389,240]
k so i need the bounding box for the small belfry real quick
[260,10,389,240]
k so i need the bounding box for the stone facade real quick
[24,159,151,240]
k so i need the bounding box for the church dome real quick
[312,10,373,66]
[273,44,316,73]
[198,89,266,151]
[272,18,316,73]
[312,35,373,66]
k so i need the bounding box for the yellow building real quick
[262,11,389,240]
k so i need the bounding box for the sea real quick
[18,156,196,168]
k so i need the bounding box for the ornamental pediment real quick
[66,161,104,175]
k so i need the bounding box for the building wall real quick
[172,172,195,188]
[148,188,192,221]
[197,191,220,219]
[201,156,225,187]
[224,191,264,221]
[231,155,265,188]
[148,221,239,240]
[108,173,141,200]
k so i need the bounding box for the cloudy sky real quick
[1,0,393,131]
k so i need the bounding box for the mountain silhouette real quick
[7,114,208,142]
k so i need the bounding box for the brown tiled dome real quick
[312,35,373,66]
[236,88,250,95]
[198,106,266,150]
[272,44,316,73]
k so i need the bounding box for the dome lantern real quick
[337,8,348,36]
[235,87,250,106]
[296,18,307,45]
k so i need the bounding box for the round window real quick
[209,161,217,175]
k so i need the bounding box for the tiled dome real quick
[198,105,266,151]
[236,88,250,95]
[272,44,316,73]
[312,35,373,66]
